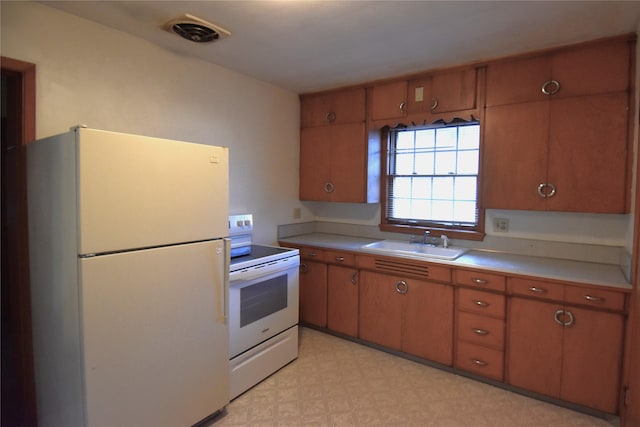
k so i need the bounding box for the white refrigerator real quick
[27,127,230,427]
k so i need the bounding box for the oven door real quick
[229,257,299,358]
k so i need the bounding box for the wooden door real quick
[327,265,359,337]
[299,260,327,327]
[370,80,407,121]
[507,297,563,398]
[402,280,454,365]
[359,271,403,350]
[561,306,624,413]
[482,101,550,210]
[547,93,629,213]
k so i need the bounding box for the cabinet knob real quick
[300,263,309,273]
[325,111,336,123]
[541,80,561,95]
[395,280,409,294]
[324,182,335,193]
[537,183,557,198]
[399,101,406,113]
[430,97,438,111]
[351,272,357,285]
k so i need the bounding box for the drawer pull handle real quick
[351,272,357,285]
[472,328,489,336]
[472,300,489,307]
[335,256,345,262]
[554,309,574,327]
[395,280,409,295]
[472,278,488,285]
[541,79,561,95]
[308,252,317,257]
[584,295,604,302]
[528,286,547,293]
[472,359,488,367]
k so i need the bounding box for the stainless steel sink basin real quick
[360,240,469,261]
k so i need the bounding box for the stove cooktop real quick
[229,244,298,272]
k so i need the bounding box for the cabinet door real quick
[299,260,327,327]
[408,68,476,116]
[507,297,563,398]
[486,54,551,107]
[370,81,408,121]
[482,101,550,210]
[300,126,332,201]
[561,306,624,413]
[551,40,630,99]
[301,88,366,127]
[299,123,367,202]
[402,280,454,365]
[547,93,629,213]
[327,265,358,337]
[359,271,402,350]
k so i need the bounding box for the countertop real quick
[279,233,631,290]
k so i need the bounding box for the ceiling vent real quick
[164,14,230,43]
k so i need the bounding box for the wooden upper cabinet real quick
[300,87,366,127]
[408,67,477,116]
[369,80,408,122]
[486,38,631,107]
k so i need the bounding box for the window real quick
[382,121,482,238]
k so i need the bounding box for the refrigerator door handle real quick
[221,237,231,325]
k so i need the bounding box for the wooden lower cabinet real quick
[299,259,327,327]
[507,297,624,413]
[359,270,454,365]
[327,265,358,337]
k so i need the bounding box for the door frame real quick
[1,56,37,427]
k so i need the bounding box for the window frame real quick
[379,125,486,241]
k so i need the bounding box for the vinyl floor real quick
[213,327,617,426]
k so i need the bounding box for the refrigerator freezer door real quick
[77,128,228,255]
[79,240,229,427]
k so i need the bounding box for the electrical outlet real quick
[493,217,509,232]
[293,207,301,219]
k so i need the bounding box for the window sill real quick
[379,223,485,242]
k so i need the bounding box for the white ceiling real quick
[43,1,640,94]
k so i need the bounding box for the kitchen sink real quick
[360,240,469,261]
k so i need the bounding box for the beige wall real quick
[2,1,634,249]
[1,1,306,245]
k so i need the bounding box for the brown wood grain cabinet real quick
[506,278,626,414]
[369,80,408,122]
[359,267,454,366]
[455,269,507,381]
[483,37,634,213]
[326,251,359,337]
[407,67,477,116]
[297,247,328,327]
[300,88,366,127]
[299,88,379,203]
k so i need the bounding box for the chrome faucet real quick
[441,234,449,248]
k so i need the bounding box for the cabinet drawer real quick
[299,247,325,261]
[458,288,505,319]
[324,250,355,266]
[564,286,626,312]
[456,341,504,382]
[455,269,506,292]
[457,311,505,349]
[508,277,564,301]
